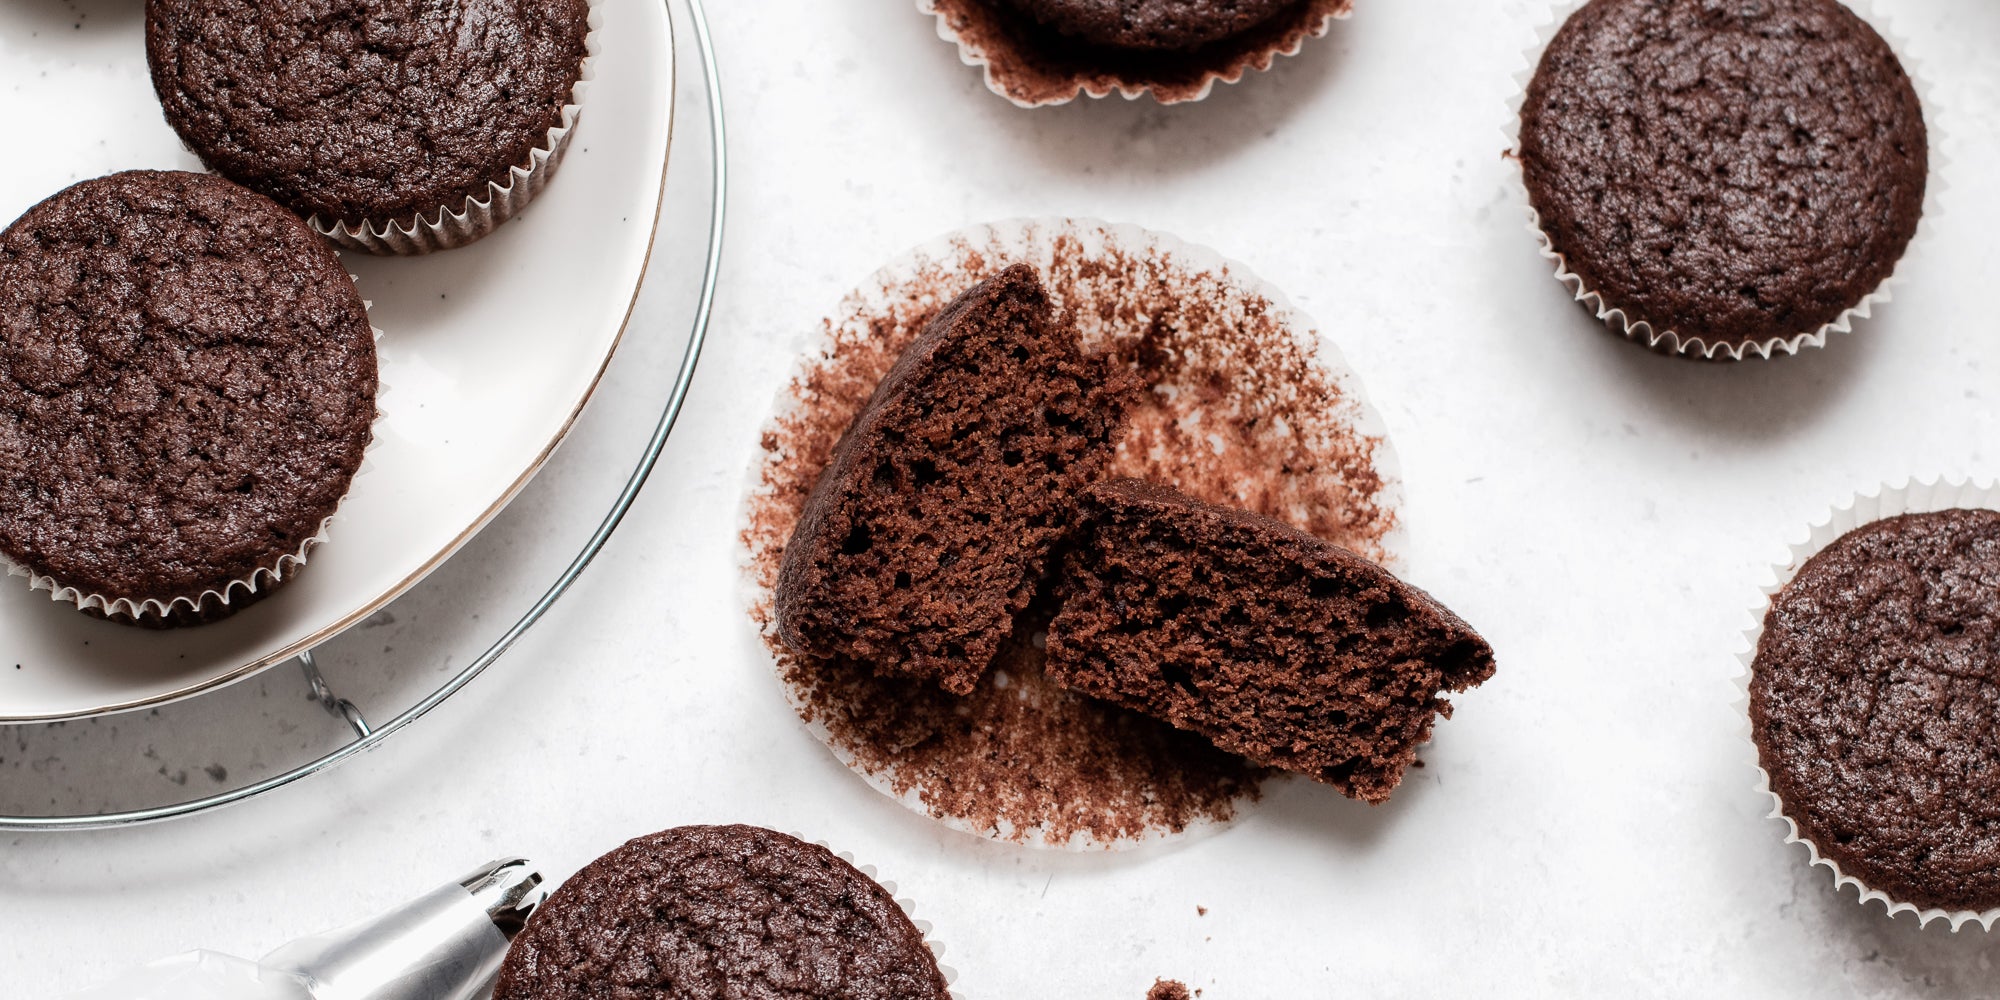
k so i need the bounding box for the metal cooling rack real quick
[0,0,728,833]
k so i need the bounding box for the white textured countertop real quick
[8,0,2000,996]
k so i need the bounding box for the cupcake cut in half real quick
[495,825,951,1000]
[0,170,377,627]
[1518,0,1926,358]
[775,263,1142,696]
[1047,479,1496,802]
[1752,509,2000,916]
[775,262,1494,805]
[145,0,591,252]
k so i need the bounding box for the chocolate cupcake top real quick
[145,0,590,226]
[1519,0,1926,349]
[1752,509,2000,914]
[1003,0,1301,50]
[927,0,1350,106]
[495,825,951,1000]
[0,170,376,618]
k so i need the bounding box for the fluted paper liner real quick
[742,217,1406,850]
[1506,0,1942,361]
[1737,477,2000,931]
[919,0,1352,108]
[3,273,388,626]
[311,2,601,255]
[794,835,966,999]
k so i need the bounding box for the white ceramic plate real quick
[0,0,675,722]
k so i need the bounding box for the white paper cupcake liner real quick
[772,674,1273,853]
[3,275,388,626]
[797,836,966,999]
[1506,0,1944,361]
[920,0,1352,108]
[1736,476,2000,931]
[311,2,601,255]
[741,217,1405,850]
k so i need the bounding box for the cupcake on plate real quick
[145,0,595,254]
[1517,0,1927,360]
[924,0,1353,106]
[1749,491,2000,928]
[495,826,955,1000]
[0,170,378,627]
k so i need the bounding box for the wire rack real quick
[0,0,728,833]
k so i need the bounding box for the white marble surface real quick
[7,0,2000,996]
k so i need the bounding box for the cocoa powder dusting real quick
[926,0,1353,105]
[744,223,1397,846]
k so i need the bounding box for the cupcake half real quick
[145,0,594,254]
[1516,0,1927,360]
[0,170,378,627]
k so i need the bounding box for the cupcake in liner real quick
[0,170,384,629]
[1737,477,2000,931]
[314,3,602,255]
[1506,0,1941,361]
[6,319,386,629]
[920,0,1352,107]
[740,217,1405,849]
[494,826,962,1000]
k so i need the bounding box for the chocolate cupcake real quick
[1010,0,1301,49]
[1517,0,1927,360]
[495,826,954,1000]
[145,0,595,254]
[924,0,1352,106]
[1749,491,2000,927]
[0,170,377,627]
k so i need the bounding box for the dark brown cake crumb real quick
[775,264,1140,696]
[1049,480,1494,802]
[746,225,1396,844]
[1148,979,1194,1000]
[1752,509,2000,913]
[787,607,1266,845]
[929,0,1351,104]
[495,825,950,1000]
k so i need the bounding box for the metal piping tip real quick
[457,858,546,939]
[261,858,546,1000]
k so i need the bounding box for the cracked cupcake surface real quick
[145,0,589,228]
[1001,0,1304,50]
[926,0,1351,106]
[1519,0,1926,349]
[495,826,950,1000]
[1752,509,2000,914]
[0,170,376,626]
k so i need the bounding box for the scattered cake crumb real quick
[1148,979,1194,1000]
[745,225,1397,845]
